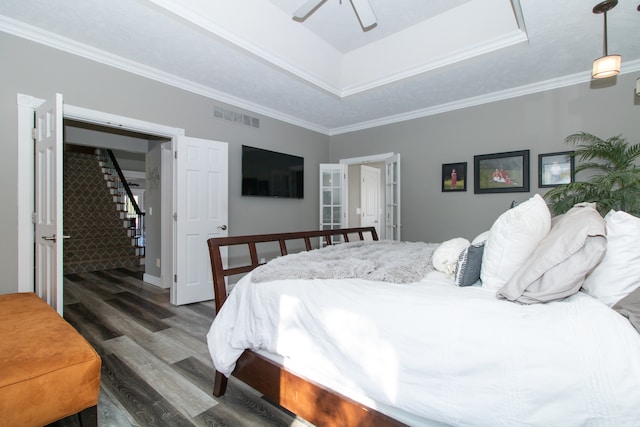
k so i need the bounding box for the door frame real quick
[339,152,395,239]
[16,93,185,294]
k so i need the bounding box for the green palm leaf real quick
[544,133,640,217]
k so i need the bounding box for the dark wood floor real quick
[55,268,312,427]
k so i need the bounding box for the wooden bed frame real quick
[207,227,408,427]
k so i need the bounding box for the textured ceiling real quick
[1,0,639,135]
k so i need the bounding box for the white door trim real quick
[160,142,173,289]
[17,93,185,294]
[339,152,394,165]
[337,152,398,240]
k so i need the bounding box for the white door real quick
[34,94,64,314]
[360,165,381,237]
[385,154,401,241]
[319,164,347,244]
[173,136,228,305]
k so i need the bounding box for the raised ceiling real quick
[1,0,638,134]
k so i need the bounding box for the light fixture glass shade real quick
[592,54,621,79]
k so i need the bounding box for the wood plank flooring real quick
[53,268,313,427]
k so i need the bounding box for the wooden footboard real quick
[206,227,407,426]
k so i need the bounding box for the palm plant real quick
[544,132,640,217]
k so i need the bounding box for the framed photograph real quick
[538,151,575,187]
[474,150,530,194]
[442,162,467,192]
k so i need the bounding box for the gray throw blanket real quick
[251,240,437,284]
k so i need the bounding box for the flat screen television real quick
[241,145,304,199]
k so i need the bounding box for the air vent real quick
[214,106,260,128]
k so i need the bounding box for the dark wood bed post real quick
[205,227,405,427]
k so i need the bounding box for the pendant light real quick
[592,0,621,79]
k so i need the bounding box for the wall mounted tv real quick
[241,145,304,199]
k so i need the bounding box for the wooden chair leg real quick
[78,405,98,427]
[213,370,228,397]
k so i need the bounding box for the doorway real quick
[341,152,400,241]
[63,119,170,284]
[359,164,381,237]
[18,94,230,308]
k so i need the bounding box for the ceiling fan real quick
[293,0,377,31]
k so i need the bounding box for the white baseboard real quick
[143,273,166,288]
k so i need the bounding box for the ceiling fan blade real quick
[350,0,377,30]
[293,0,326,20]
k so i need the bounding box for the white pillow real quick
[471,230,489,245]
[481,194,551,290]
[433,237,470,277]
[496,202,606,304]
[582,210,640,306]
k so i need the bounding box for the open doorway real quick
[347,163,382,238]
[63,119,170,285]
[319,153,400,241]
[20,94,229,308]
[341,153,401,241]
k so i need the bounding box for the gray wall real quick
[0,33,328,294]
[2,31,639,294]
[329,74,640,243]
[144,144,162,278]
[347,164,361,228]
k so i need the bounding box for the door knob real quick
[41,234,70,242]
[217,225,227,231]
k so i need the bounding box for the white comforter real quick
[207,272,640,427]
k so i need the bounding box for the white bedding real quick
[207,271,640,426]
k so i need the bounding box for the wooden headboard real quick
[205,226,409,426]
[206,226,378,313]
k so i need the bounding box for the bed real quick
[205,197,640,426]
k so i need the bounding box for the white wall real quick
[329,73,640,243]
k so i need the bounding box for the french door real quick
[320,154,400,241]
[319,164,347,244]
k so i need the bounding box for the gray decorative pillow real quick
[497,202,606,304]
[454,243,484,287]
[613,287,640,334]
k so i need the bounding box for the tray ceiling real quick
[1,0,638,134]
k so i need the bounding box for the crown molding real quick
[3,15,638,138]
[340,29,528,97]
[0,16,330,135]
[330,59,640,135]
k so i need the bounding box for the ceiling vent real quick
[214,106,260,128]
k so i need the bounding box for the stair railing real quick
[103,149,145,252]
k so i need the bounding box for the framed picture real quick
[538,151,575,187]
[442,162,467,192]
[474,150,530,194]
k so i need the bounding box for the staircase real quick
[63,145,145,274]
